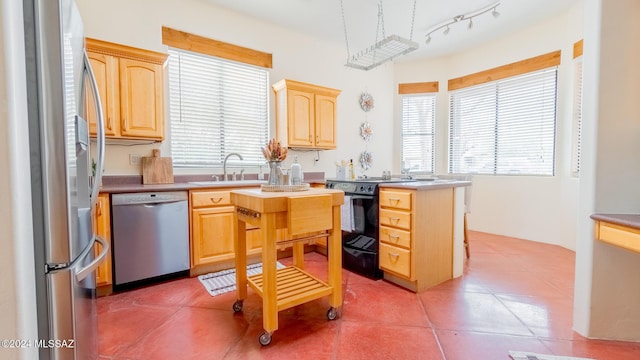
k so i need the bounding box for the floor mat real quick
[197,262,285,296]
[509,351,595,360]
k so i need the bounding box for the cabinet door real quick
[85,52,119,137]
[94,194,112,287]
[287,89,314,147]
[119,58,164,140]
[191,207,236,266]
[314,94,337,149]
[246,228,263,254]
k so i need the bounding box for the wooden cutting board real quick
[142,149,174,184]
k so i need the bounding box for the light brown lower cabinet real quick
[379,187,454,292]
[190,188,262,274]
[94,193,112,288]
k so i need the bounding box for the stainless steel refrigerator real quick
[23,0,107,358]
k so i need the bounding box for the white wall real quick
[0,0,39,358]
[394,4,584,250]
[574,0,640,341]
[76,0,396,178]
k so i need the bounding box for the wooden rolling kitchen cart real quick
[230,188,344,346]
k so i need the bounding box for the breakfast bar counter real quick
[591,213,640,254]
[230,187,344,345]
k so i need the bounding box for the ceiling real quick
[203,0,581,63]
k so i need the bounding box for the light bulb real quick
[443,26,450,35]
[468,19,473,30]
[492,8,500,18]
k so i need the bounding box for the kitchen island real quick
[230,187,344,345]
[377,179,470,291]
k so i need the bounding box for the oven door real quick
[341,194,383,279]
[343,194,377,237]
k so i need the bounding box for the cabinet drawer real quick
[380,226,411,249]
[379,243,410,278]
[380,190,412,210]
[597,222,640,254]
[191,190,231,208]
[379,208,411,230]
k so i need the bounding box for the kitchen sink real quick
[188,180,267,187]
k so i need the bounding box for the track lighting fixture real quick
[425,1,501,44]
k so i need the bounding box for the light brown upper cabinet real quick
[273,79,341,150]
[85,38,167,141]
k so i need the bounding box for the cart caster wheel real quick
[259,331,272,346]
[327,307,338,321]
[232,300,243,312]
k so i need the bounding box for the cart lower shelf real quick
[247,266,333,312]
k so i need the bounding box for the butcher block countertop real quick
[591,213,640,254]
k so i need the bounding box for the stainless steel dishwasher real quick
[111,191,190,288]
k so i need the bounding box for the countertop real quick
[99,175,470,194]
[379,179,471,190]
[99,173,325,193]
[590,213,640,230]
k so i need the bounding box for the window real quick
[168,48,269,167]
[401,95,435,173]
[449,68,558,175]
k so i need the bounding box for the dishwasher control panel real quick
[112,191,188,206]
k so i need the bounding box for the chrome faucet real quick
[223,153,243,181]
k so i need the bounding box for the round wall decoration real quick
[359,92,374,112]
[360,121,372,141]
[360,151,373,170]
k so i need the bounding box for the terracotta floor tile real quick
[116,307,249,360]
[96,232,640,359]
[419,290,533,336]
[223,317,340,360]
[436,329,551,360]
[473,269,567,298]
[97,302,178,357]
[117,277,203,307]
[342,280,431,328]
[336,322,444,360]
[542,338,640,360]
[497,294,579,340]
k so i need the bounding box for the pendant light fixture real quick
[340,0,419,71]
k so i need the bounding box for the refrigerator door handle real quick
[75,236,109,282]
[84,51,105,209]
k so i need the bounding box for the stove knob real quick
[367,185,373,193]
[359,186,365,192]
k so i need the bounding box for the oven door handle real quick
[348,195,374,200]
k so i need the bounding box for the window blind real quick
[570,58,583,176]
[401,95,435,173]
[168,48,269,167]
[449,68,557,175]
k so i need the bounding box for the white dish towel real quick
[341,195,355,232]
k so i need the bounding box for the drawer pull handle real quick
[210,197,223,203]
[390,217,400,222]
[390,234,400,241]
[389,198,400,202]
[388,253,400,261]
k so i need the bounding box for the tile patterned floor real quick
[97,231,640,359]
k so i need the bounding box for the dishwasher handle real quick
[112,191,188,206]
